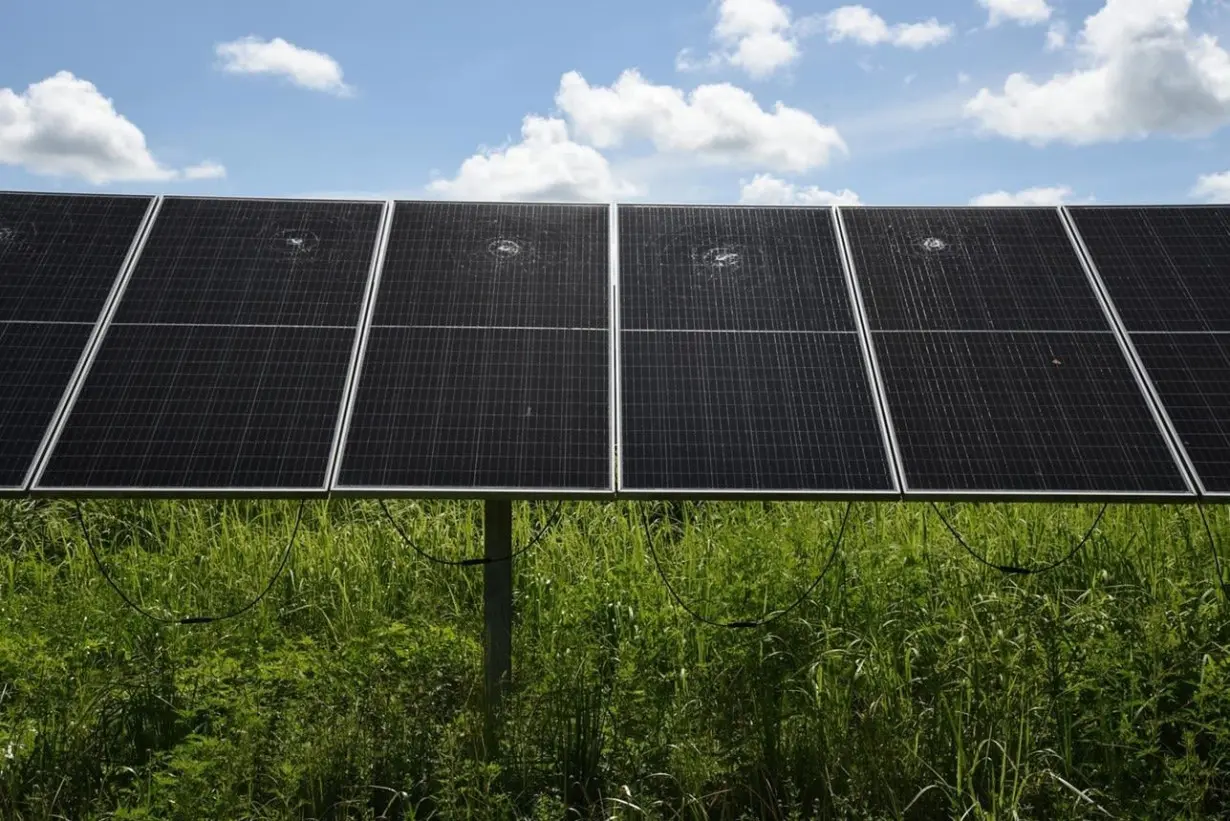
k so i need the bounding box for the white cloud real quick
[1192,170,1230,201]
[677,0,803,79]
[182,161,227,180]
[427,115,634,202]
[555,69,846,173]
[970,184,1080,205]
[739,173,861,205]
[965,0,1230,145]
[813,5,955,49]
[215,36,351,95]
[979,0,1052,27]
[0,71,219,184]
[1046,21,1068,50]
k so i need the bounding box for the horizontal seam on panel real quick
[0,319,98,326]
[111,322,356,330]
[872,329,1113,334]
[621,328,858,335]
[1131,330,1230,335]
[371,324,607,332]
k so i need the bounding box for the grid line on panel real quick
[619,205,856,332]
[843,207,1111,332]
[1068,206,1230,333]
[620,330,894,492]
[369,201,608,329]
[875,331,1189,493]
[39,325,357,490]
[338,326,609,490]
[111,198,385,327]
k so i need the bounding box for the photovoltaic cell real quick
[37,197,384,493]
[618,205,895,495]
[621,332,893,492]
[337,202,611,492]
[369,201,607,328]
[338,327,608,490]
[843,207,1188,496]
[0,192,151,490]
[112,198,381,326]
[1069,206,1230,493]
[619,206,855,331]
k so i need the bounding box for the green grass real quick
[2,499,1229,819]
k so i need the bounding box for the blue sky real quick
[2,0,1230,205]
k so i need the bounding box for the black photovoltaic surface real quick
[371,201,607,328]
[619,205,894,494]
[843,207,1108,331]
[39,198,383,492]
[112,198,382,326]
[620,206,854,331]
[338,328,608,489]
[0,193,151,489]
[338,202,611,491]
[1070,206,1230,493]
[843,207,1187,495]
[622,332,893,491]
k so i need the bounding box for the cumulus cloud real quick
[678,0,800,78]
[427,115,635,202]
[965,0,1230,145]
[810,5,955,49]
[0,71,222,184]
[555,70,846,173]
[1192,170,1230,201]
[979,0,1052,27]
[739,173,861,205]
[970,185,1081,205]
[216,36,351,95]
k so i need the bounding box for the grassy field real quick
[1,498,1229,819]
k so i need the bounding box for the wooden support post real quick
[483,499,513,758]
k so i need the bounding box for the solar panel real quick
[618,205,896,496]
[35,197,386,494]
[0,193,153,491]
[841,206,1190,498]
[334,201,612,494]
[1068,205,1230,495]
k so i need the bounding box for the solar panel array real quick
[618,205,895,495]
[0,193,152,493]
[1,189,1226,501]
[1069,206,1230,497]
[841,207,1190,498]
[334,202,611,494]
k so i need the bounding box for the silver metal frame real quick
[28,195,388,499]
[1,195,161,496]
[329,202,619,499]
[326,200,395,490]
[833,205,905,493]
[1060,204,1212,498]
[830,203,1198,502]
[614,203,902,501]
[610,202,621,494]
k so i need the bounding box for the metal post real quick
[483,499,513,757]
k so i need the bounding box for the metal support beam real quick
[483,499,513,757]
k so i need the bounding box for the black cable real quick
[379,499,564,567]
[929,501,1108,576]
[1196,502,1229,602]
[75,499,303,625]
[639,501,852,629]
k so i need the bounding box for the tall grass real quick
[1,498,1228,819]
